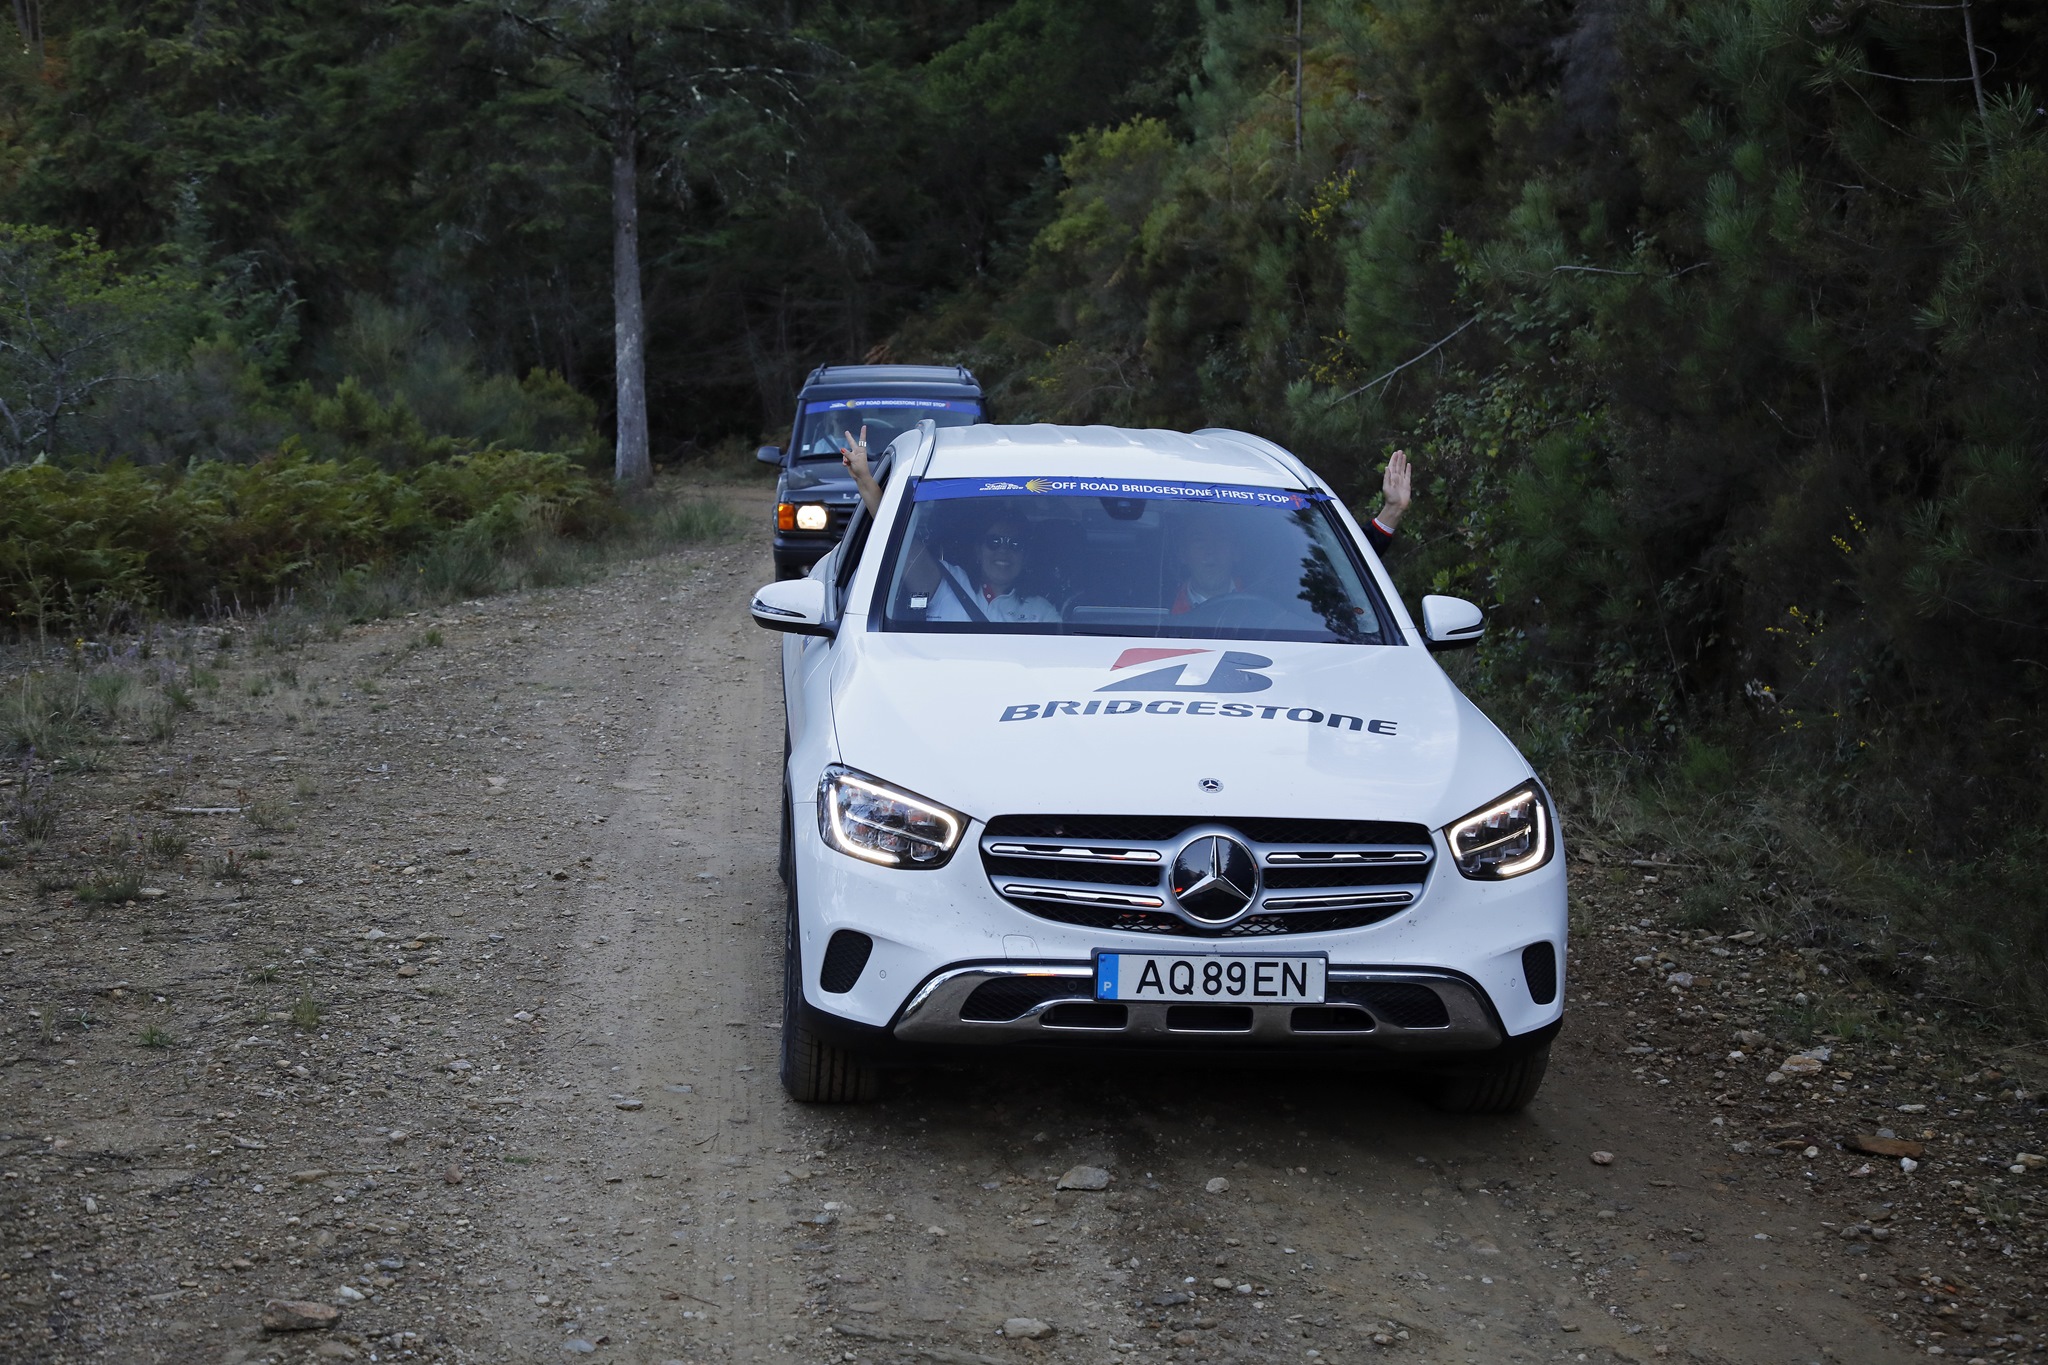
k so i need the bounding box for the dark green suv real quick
[757,364,986,579]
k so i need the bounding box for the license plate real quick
[1094,953,1325,1004]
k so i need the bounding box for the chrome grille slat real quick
[980,815,1433,937]
[985,841,1165,864]
[1260,889,1417,911]
[999,882,1167,909]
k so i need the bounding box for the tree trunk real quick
[610,52,652,490]
[1293,0,1303,159]
[11,0,42,66]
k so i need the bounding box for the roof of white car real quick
[925,424,1313,488]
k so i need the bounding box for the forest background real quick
[0,0,2044,1030]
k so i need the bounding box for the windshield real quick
[795,397,982,460]
[872,476,1395,644]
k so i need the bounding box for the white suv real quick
[750,423,1565,1111]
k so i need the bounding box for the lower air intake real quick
[1522,940,1559,1006]
[1329,981,1450,1029]
[819,930,873,994]
[1290,1005,1377,1033]
[960,976,1088,1022]
[1166,1004,1254,1032]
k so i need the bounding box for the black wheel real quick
[775,560,806,581]
[778,817,880,1104]
[1428,1043,1550,1115]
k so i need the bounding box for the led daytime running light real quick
[1446,782,1553,880]
[817,765,964,869]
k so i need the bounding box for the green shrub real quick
[145,828,188,861]
[0,447,614,630]
[650,499,742,544]
[76,864,143,904]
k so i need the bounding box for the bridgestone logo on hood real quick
[997,648,1397,732]
[997,699,1397,733]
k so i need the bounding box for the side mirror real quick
[755,444,783,466]
[750,577,834,637]
[1420,594,1484,652]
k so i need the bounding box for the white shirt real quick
[924,560,1059,623]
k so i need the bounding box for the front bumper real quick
[773,528,842,568]
[895,963,1503,1050]
[790,796,1568,1060]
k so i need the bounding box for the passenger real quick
[1171,450,1425,618]
[1167,449,1415,613]
[925,517,1060,624]
[839,425,883,513]
[1363,447,1413,554]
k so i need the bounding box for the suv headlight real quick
[1445,781,1554,880]
[817,764,964,868]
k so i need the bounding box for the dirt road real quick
[3,497,2027,1365]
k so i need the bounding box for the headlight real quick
[816,765,965,868]
[795,503,830,531]
[1445,781,1553,880]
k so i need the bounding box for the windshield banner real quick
[914,476,1322,509]
[803,398,980,413]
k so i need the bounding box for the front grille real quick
[979,814,1433,937]
[984,815,1196,841]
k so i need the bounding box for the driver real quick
[1169,510,1243,614]
[925,516,1060,623]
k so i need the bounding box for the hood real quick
[828,632,1532,829]
[779,463,862,497]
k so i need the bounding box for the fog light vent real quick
[819,930,874,994]
[1522,940,1559,1006]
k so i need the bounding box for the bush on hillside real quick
[0,448,611,629]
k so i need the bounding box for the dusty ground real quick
[4,487,2046,1365]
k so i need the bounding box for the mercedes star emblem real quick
[1198,777,1222,792]
[1169,834,1258,923]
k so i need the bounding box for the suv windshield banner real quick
[913,476,1321,509]
[803,398,980,413]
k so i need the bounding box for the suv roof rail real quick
[799,362,982,390]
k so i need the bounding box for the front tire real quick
[778,817,879,1104]
[1428,1042,1550,1115]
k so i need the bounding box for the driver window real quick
[833,454,888,611]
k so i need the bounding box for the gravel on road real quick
[2,500,2038,1365]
